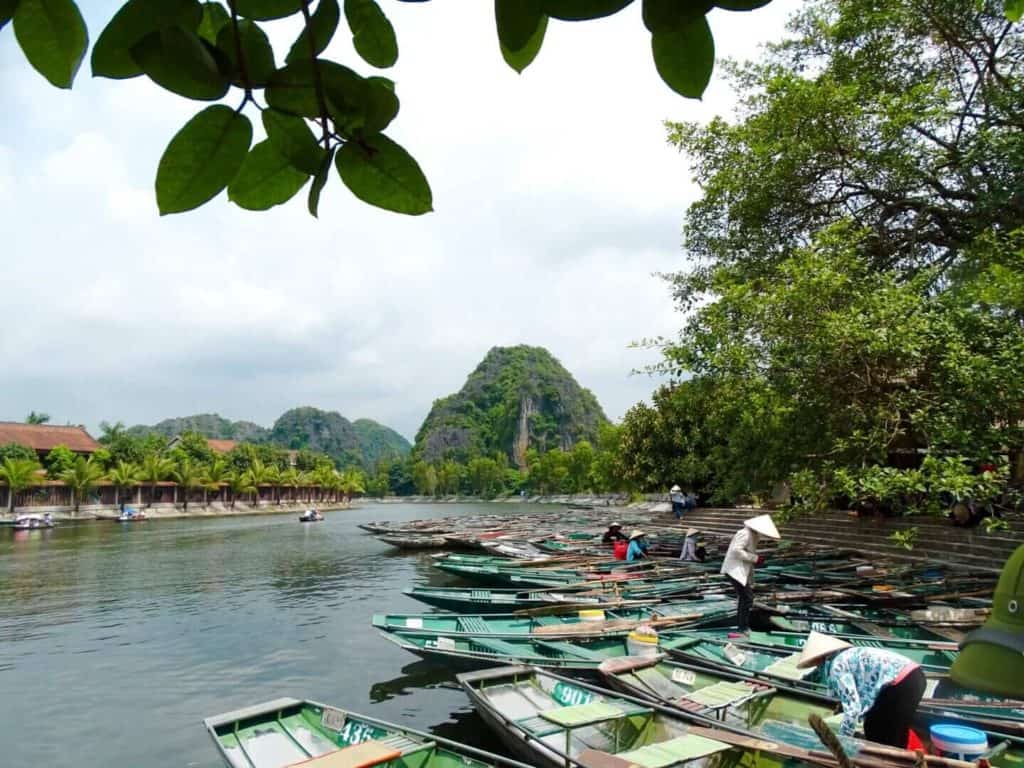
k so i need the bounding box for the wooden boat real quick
[204,696,532,768]
[372,601,736,641]
[458,665,793,768]
[402,585,656,613]
[598,655,1024,767]
[681,630,960,673]
[299,509,324,523]
[117,508,146,522]
[377,534,447,549]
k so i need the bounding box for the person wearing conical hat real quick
[796,631,924,748]
[602,521,628,544]
[626,530,649,562]
[950,543,1024,697]
[680,527,700,562]
[669,485,685,519]
[720,514,780,637]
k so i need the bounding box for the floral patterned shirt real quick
[822,647,918,735]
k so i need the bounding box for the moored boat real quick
[204,697,531,768]
[299,509,324,523]
[402,585,655,613]
[377,533,448,549]
[12,513,55,529]
[117,508,146,522]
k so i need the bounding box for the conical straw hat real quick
[629,530,646,540]
[744,514,780,539]
[797,631,852,668]
[671,485,682,492]
[685,528,699,537]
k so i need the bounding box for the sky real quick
[0,0,799,441]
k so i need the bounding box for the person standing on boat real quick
[680,528,701,561]
[796,631,925,748]
[721,514,780,637]
[626,530,649,561]
[669,485,685,518]
[602,522,628,544]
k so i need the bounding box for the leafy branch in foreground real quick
[1,0,782,217]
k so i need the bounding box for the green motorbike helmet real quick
[949,544,1024,697]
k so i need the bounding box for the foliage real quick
[411,460,437,495]
[24,411,49,424]
[0,457,41,512]
[351,418,411,466]
[126,413,266,441]
[267,406,361,468]
[889,527,918,550]
[3,0,780,216]
[57,455,105,513]
[0,443,38,463]
[43,444,77,477]
[100,420,168,465]
[168,430,215,465]
[415,345,608,467]
[466,456,504,497]
[170,457,205,511]
[628,0,1024,508]
[107,460,142,509]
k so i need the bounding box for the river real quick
[0,503,532,767]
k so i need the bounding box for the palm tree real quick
[339,467,366,503]
[139,454,174,507]
[107,461,141,513]
[58,456,105,515]
[225,471,249,509]
[280,467,301,504]
[0,458,41,514]
[241,469,260,506]
[263,464,282,505]
[311,466,335,503]
[298,471,315,503]
[25,411,50,425]
[203,458,230,506]
[170,458,204,512]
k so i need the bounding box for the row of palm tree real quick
[0,455,366,514]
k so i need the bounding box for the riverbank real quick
[0,500,358,522]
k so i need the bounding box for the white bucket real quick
[626,626,660,657]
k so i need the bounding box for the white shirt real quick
[720,526,759,585]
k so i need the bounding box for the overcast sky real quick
[0,0,798,441]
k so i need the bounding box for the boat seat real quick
[534,640,606,660]
[763,652,815,681]
[573,748,636,768]
[457,616,491,634]
[375,734,422,752]
[678,681,773,711]
[616,734,730,767]
[470,590,491,601]
[287,740,402,768]
[539,701,625,728]
[470,637,527,657]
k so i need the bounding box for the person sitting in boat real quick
[43,513,53,526]
[796,631,925,748]
[680,528,701,561]
[602,522,627,544]
[626,530,649,561]
[721,514,780,638]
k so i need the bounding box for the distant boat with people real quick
[117,508,146,522]
[299,509,324,523]
[11,513,55,530]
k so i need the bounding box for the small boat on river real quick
[377,533,448,549]
[117,508,146,522]
[204,697,532,768]
[299,509,324,523]
[403,585,656,613]
[12,513,54,529]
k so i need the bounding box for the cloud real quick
[0,1,800,439]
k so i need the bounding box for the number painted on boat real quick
[672,669,697,685]
[425,636,456,651]
[337,719,386,746]
[405,618,423,629]
[810,622,843,634]
[321,707,347,732]
[553,682,592,707]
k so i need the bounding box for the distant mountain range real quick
[414,345,608,468]
[127,409,411,469]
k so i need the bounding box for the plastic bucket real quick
[626,629,660,657]
[930,724,988,760]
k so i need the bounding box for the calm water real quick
[0,503,536,767]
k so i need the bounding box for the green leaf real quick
[92,0,201,79]
[228,140,309,210]
[233,0,300,21]
[360,75,399,134]
[267,58,350,117]
[496,0,547,73]
[651,15,714,99]
[12,0,88,88]
[216,18,275,86]
[1006,0,1024,21]
[156,105,253,214]
[642,0,712,33]
[131,26,229,100]
[335,134,432,215]
[286,0,339,64]
[262,108,326,175]
[197,1,229,44]
[308,147,334,217]
[344,0,397,68]
[0,0,19,32]
[541,0,633,20]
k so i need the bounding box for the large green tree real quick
[58,456,105,514]
[0,457,41,513]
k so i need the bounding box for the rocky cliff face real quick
[414,345,608,467]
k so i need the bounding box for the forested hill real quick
[128,408,411,469]
[414,345,608,468]
[126,413,267,441]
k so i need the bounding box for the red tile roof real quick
[207,439,238,454]
[0,422,100,453]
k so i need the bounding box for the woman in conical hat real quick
[950,543,1024,697]
[720,515,780,637]
[797,631,924,748]
[680,527,701,562]
[626,530,649,562]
